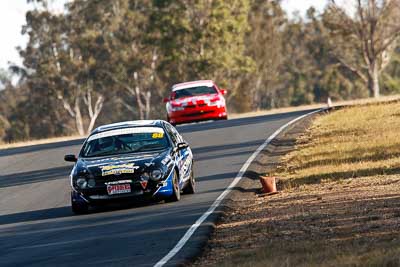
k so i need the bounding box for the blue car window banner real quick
[88,127,164,142]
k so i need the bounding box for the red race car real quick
[164,80,228,125]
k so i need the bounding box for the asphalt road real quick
[0,110,313,267]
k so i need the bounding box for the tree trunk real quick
[254,76,262,110]
[133,72,145,120]
[144,91,151,119]
[135,86,145,120]
[86,95,104,134]
[74,97,85,136]
[368,62,380,98]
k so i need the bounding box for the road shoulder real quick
[192,101,400,267]
[189,112,317,266]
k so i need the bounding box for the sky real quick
[282,0,328,17]
[0,0,328,70]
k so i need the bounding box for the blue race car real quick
[64,120,195,214]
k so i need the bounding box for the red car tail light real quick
[209,95,224,107]
[170,101,185,112]
[210,96,221,102]
[171,102,182,107]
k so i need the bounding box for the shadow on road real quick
[0,166,71,188]
[0,198,187,226]
[0,139,85,157]
[0,206,73,225]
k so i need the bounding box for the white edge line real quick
[154,108,325,267]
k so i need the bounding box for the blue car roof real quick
[91,120,164,135]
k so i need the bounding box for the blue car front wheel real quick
[183,166,195,194]
[71,191,89,214]
[166,170,180,202]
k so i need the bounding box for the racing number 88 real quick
[152,133,164,139]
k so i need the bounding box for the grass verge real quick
[192,101,400,267]
[229,94,400,119]
[279,101,400,188]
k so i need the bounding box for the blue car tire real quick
[166,170,180,202]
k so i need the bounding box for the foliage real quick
[0,0,400,142]
[151,0,253,95]
[323,0,400,98]
[382,43,400,94]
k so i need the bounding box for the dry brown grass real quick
[209,173,400,267]
[278,101,400,188]
[229,94,400,119]
[193,101,400,267]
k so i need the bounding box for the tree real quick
[300,7,367,102]
[246,0,286,110]
[151,0,253,105]
[0,68,12,90]
[103,0,161,120]
[0,72,13,141]
[382,41,400,94]
[4,0,400,143]
[21,1,111,136]
[324,0,400,98]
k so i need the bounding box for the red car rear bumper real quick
[168,106,227,124]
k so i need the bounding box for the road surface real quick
[0,110,313,267]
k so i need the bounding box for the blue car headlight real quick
[76,178,88,189]
[74,168,94,189]
[150,169,164,181]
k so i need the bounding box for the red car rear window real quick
[172,86,217,99]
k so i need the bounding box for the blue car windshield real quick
[81,127,169,157]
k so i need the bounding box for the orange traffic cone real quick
[259,176,278,194]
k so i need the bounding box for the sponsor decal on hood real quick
[100,163,140,176]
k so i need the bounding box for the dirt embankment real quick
[192,102,400,267]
